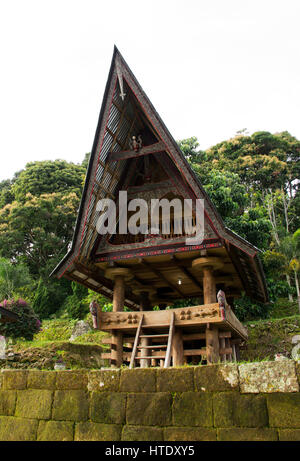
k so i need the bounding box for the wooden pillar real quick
[220,336,226,362]
[140,337,150,368]
[206,324,220,364]
[192,257,223,305]
[158,303,167,310]
[139,292,151,311]
[235,343,241,361]
[111,275,125,367]
[232,342,237,362]
[111,331,123,368]
[203,267,216,304]
[113,275,125,312]
[105,268,132,368]
[225,337,232,362]
[172,329,184,366]
[132,288,156,311]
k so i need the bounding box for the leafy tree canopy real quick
[12,160,86,201]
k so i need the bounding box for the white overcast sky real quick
[0,0,299,181]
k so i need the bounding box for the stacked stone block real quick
[0,361,299,441]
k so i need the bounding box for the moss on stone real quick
[127,392,172,426]
[173,392,213,427]
[213,393,268,427]
[0,416,38,441]
[194,364,239,392]
[239,361,299,393]
[2,370,27,389]
[0,391,16,416]
[157,368,194,393]
[120,369,156,392]
[88,370,120,392]
[218,428,278,441]
[122,425,163,441]
[267,393,300,428]
[164,427,216,441]
[52,390,89,422]
[37,420,74,441]
[278,429,300,441]
[75,422,122,441]
[15,389,53,420]
[90,392,126,424]
[56,370,88,390]
[27,370,56,389]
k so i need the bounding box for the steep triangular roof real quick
[51,47,268,305]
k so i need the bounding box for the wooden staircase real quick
[129,312,175,368]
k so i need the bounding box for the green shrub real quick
[64,282,89,319]
[234,294,271,322]
[0,298,41,341]
[32,277,72,319]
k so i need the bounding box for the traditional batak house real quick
[51,47,268,368]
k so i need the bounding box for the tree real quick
[11,160,86,201]
[279,230,300,313]
[0,258,33,300]
[0,192,80,278]
[0,179,14,208]
[63,282,89,319]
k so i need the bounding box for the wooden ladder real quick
[129,312,175,369]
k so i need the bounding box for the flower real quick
[17,298,27,307]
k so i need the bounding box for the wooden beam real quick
[141,259,185,297]
[172,255,202,291]
[108,141,165,162]
[184,349,207,356]
[73,262,140,310]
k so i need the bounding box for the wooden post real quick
[192,257,223,305]
[225,337,232,362]
[203,267,216,304]
[132,287,156,311]
[220,336,226,362]
[172,329,184,366]
[113,275,125,312]
[206,324,220,364]
[105,267,133,368]
[140,337,150,368]
[158,303,167,310]
[232,342,237,362]
[139,291,151,311]
[111,275,124,367]
[111,331,123,368]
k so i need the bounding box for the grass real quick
[12,316,109,350]
[241,314,300,362]
[268,298,299,318]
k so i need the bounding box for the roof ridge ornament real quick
[116,58,126,101]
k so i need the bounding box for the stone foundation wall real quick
[0,361,299,441]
